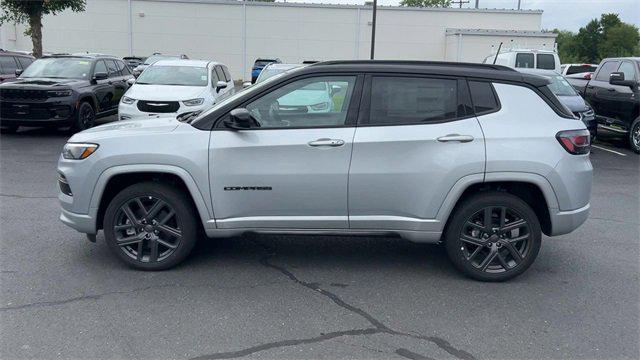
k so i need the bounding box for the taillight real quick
[583,73,592,80]
[556,129,590,155]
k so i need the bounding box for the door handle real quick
[437,134,474,143]
[308,138,345,147]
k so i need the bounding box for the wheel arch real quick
[437,173,558,236]
[91,165,213,232]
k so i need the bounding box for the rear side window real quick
[468,81,499,114]
[0,56,18,75]
[368,76,458,125]
[537,54,556,70]
[566,64,597,75]
[515,53,534,68]
[595,61,620,81]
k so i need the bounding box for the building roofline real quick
[446,28,557,38]
[142,0,543,14]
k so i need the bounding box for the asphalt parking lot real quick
[1,120,638,360]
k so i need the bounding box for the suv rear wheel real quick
[445,192,542,281]
[630,118,640,154]
[103,182,198,270]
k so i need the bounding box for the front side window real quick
[136,66,208,86]
[618,62,637,81]
[93,60,107,75]
[537,54,556,70]
[21,58,92,79]
[215,66,226,82]
[368,76,458,125]
[515,53,535,68]
[0,56,18,75]
[245,76,356,128]
[106,60,119,77]
[595,61,620,81]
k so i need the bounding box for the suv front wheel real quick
[630,118,640,154]
[445,192,542,282]
[103,182,198,270]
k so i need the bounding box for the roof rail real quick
[312,60,516,72]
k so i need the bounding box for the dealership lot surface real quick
[1,123,638,360]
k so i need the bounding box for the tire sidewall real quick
[103,182,198,270]
[445,192,542,282]
[74,102,95,132]
[630,118,640,154]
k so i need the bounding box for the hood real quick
[279,89,330,107]
[557,95,589,112]
[125,84,208,101]
[0,77,87,89]
[69,117,180,142]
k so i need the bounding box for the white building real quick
[0,0,556,80]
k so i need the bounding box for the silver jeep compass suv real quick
[58,61,592,281]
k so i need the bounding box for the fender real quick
[88,164,214,231]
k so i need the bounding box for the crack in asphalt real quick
[396,348,438,360]
[0,193,57,199]
[0,281,284,312]
[191,243,476,360]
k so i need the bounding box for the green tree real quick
[0,0,86,58]
[400,0,452,7]
[599,22,640,58]
[574,19,602,63]
[553,29,579,63]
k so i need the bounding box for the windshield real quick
[20,58,92,79]
[143,55,178,65]
[136,66,208,86]
[547,75,578,96]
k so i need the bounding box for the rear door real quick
[107,59,128,108]
[209,74,362,229]
[348,75,485,232]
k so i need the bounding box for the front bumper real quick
[60,207,98,234]
[549,203,590,236]
[118,101,207,121]
[0,99,75,126]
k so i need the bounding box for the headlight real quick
[48,89,72,97]
[310,102,330,111]
[62,143,99,160]
[121,96,135,105]
[183,98,204,106]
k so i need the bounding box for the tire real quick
[444,191,542,282]
[629,118,640,154]
[72,101,95,132]
[103,182,199,270]
[0,125,18,134]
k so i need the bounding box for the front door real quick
[92,60,115,113]
[209,74,361,229]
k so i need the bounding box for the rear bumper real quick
[549,203,590,236]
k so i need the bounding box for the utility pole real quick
[370,0,377,60]
[475,0,479,8]
[451,0,469,8]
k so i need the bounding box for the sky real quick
[284,0,640,32]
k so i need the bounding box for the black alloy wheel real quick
[630,119,640,154]
[104,182,198,270]
[445,192,541,281]
[74,102,95,132]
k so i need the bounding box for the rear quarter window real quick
[468,81,500,115]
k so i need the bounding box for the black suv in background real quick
[0,54,133,133]
[584,57,640,153]
[0,50,35,83]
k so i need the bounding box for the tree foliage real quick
[400,0,452,8]
[553,13,639,63]
[0,0,86,58]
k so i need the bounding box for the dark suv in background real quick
[584,57,640,153]
[0,50,35,83]
[0,54,133,133]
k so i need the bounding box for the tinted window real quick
[246,76,356,128]
[0,56,18,75]
[222,66,232,82]
[106,60,120,77]
[468,81,499,114]
[515,53,534,68]
[537,54,556,70]
[566,64,597,75]
[214,66,226,82]
[618,62,636,81]
[93,60,107,75]
[120,61,132,75]
[369,76,458,125]
[546,75,578,96]
[595,61,620,81]
[16,57,33,69]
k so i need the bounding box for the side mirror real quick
[330,84,342,96]
[224,108,257,130]
[609,72,636,88]
[93,72,108,81]
[242,81,252,89]
[126,78,135,86]
[15,69,23,76]
[215,80,228,93]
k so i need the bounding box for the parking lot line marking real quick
[592,145,627,156]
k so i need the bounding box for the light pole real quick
[370,0,377,60]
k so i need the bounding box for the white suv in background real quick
[119,59,234,121]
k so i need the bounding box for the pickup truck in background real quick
[583,57,640,153]
[566,72,594,95]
